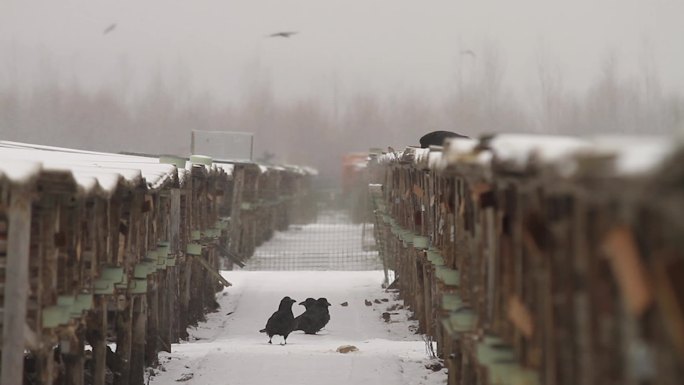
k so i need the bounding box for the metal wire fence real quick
[241,209,382,271]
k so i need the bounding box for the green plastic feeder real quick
[156,255,167,269]
[476,341,515,365]
[191,230,202,241]
[159,155,186,169]
[166,255,177,267]
[157,244,170,258]
[427,249,444,264]
[186,243,203,256]
[93,266,125,294]
[101,267,124,281]
[114,274,129,290]
[42,305,71,328]
[483,335,504,346]
[57,295,75,307]
[489,363,521,385]
[449,310,476,333]
[441,294,464,312]
[436,267,460,286]
[413,236,429,249]
[401,231,414,244]
[134,263,151,279]
[93,279,114,295]
[203,228,221,239]
[129,279,148,294]
[73,294,93,315]
[508,368,540,385]
[190,154,212,166]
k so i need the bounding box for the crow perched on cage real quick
[294,297,332,334]
[419,130,469,148]
[259,296,297,344]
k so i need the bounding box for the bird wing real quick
[103,24,116,34]
[266,31,298,38]
[266,310,295,334]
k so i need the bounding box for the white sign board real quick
[191,130,253,161]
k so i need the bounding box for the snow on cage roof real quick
[486,134,592,172]
[580,135,677,177]
[0,141,178,194]
[379,133,676,179]
[214,162,235,176]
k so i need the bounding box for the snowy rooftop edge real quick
[0,141,176,193]
[374,133,678,177]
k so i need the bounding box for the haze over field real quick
[1,0,683,179]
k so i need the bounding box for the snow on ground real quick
[149,271,447,385]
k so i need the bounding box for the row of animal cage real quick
[0,141,316,385]
[368,134,684,385]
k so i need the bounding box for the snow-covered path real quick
[149,271,447,385]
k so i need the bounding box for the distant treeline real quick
[0,46,682,183]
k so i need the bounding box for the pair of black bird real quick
[259,296,331,345]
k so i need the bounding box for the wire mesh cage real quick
[241,202,382,271]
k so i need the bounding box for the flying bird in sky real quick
[266,31,298,38]
[460,49,476,58]
[103,23,117,35]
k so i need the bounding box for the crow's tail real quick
[259,328,266,333]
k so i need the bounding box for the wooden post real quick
[114,297,133,385]
[169,189,181,254]
[228,167,245,262]
[167,267,179,343]
[63,329,85,385]
[145,282,159,365]
[130,296,147,385]
[93,298,108,385]
[1,185,32,385]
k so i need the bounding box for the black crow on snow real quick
[294,297,331,335]
[260,296,297,344]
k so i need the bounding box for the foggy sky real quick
[2,0,683,104]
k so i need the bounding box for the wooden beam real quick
[191,255,232,287]
[1,185,33,385]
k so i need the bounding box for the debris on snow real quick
[424,361,444,372]
[340,301,349,307]
[336,345,359,353]
[175,373,194,382]
[365,299,372,306]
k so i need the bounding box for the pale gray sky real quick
[1,0,683,103]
